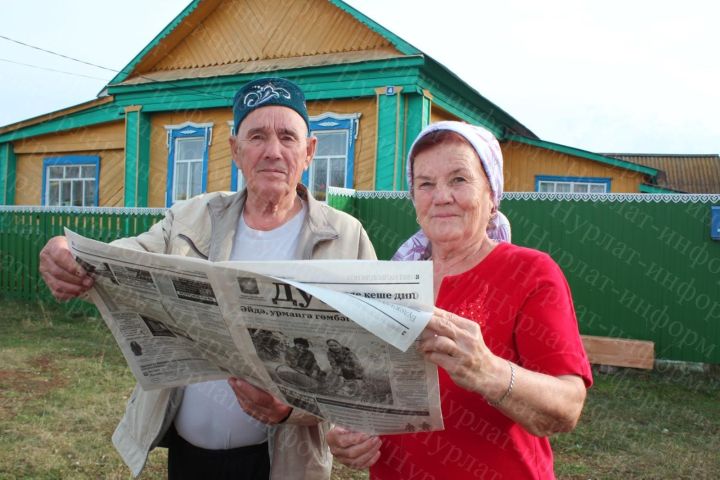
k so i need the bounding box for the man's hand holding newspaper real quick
[65,229,444,435]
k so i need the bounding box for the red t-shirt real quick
[371,243,593,480]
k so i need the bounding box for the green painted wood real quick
[375,89,404,190]
[326,191,356,218]
[0,207,164,305]
[0,143,16,204]
[640,184,678,193]
[107,59,424,98]
[3,62,423,141]
[402,93,431,190]
[0,106,120,143]
[420,59,536,139]
[123,110,151,207]
[428,93,505,139]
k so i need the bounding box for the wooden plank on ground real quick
[581,335,655,370]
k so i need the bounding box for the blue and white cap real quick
[232,77,310,134]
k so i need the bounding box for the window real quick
[305,113,360,201]
[42,156,99,206]
[536,175,610,193]
[165,122,213,206]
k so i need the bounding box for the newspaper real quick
[66,229,443,435]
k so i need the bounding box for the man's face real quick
[229,106,316,203]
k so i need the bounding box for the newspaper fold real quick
[65,229,443,435]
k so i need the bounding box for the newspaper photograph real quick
[213,259,441,434]
[65,229,443,434]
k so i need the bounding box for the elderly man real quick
[39,77,376,480]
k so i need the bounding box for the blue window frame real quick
[303,113,360,201]
[231,162,246,192]
[228,121,246,192]
[535,175,611,193]
[165,122,213,206]
[42,155,100,206]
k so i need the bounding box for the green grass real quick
[1,298,718,479]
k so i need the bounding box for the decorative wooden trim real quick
[124,110,151,207]
[41,155,100,207]
[0,142,16,205]
[0,103,119,143]
[506,134,659,177]
[0,96,115,136]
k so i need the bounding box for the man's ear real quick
[305,135,317,170]
[229,136,241,169]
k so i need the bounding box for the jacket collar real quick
[206,184,338,261]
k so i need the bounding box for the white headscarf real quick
[392,121,510,261]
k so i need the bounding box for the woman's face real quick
[412,140,494,248]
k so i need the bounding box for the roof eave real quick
[639,183,685,194]
[108,0,207,85]
[422,57,537,139]
[329,0,421,55]
[0,96,115,136]
[506,134,660,178]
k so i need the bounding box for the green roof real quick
[639,183,683,194]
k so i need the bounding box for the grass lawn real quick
[1,298,718,479]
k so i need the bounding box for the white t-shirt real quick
[174,202,307,450]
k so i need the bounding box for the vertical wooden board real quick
[124,111,140,207]
[14,153,43,205]
[0,143,16,204]
[20,213,30,298]
[98,150,125,207]
[0,215,6,291]
[206,114,234,193]
[374,93,401,190]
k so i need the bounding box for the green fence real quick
[328,188,720,364]
[4,193,720,364]
[0,206,165,307]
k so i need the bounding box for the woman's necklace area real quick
[431,236,490,276]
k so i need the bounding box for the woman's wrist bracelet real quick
[488,361,515,407]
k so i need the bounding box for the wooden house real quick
[606,153,720,193]
[0,0,663,208]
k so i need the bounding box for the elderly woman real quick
[327,121,593,479]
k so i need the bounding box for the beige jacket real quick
[111,186,376,479]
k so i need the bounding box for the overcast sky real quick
[1,0,718,154]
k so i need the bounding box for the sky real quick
[1,0,719,154]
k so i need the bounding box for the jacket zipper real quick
[176,233,209,260]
